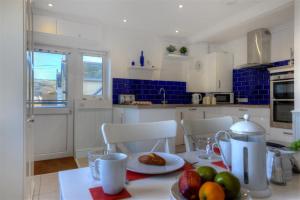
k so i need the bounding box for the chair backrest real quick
[101,120,177,154]
[181,116,233,152]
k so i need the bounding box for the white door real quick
[32,49,73,160]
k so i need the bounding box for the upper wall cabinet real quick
[33,15,102,42]
[205,52,233,92]
[33,15,57,34]
[188,52,233,93]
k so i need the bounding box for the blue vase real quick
[140,51,144,66]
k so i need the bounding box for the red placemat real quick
[211,161,228,169]
[89,187,131,200]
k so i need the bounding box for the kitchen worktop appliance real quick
[268,65,294,129]
[215,114,271,198]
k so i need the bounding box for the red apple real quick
[178,170,202,200]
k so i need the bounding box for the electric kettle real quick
[215,114,272,198]
[192,93,202,104]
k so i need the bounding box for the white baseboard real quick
[34,152,73,161]
[293,111,300,140]
[75,146,106,158]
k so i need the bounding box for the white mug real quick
[215,131,232,169]
[95,153,128,195]
[213,139,231,166]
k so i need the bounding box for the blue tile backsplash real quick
[233,60,290,105]
[113,59,290,105]
[113,78,191,104]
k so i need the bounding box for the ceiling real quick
[32,0,293,42]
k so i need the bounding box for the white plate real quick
[127,152,185,174]
[170,181,252,200]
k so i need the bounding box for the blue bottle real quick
[140,51,144,66]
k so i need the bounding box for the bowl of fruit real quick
[170,166,251,200]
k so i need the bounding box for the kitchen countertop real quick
[113,104,270,109]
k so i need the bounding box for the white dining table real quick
[58,151,300,200]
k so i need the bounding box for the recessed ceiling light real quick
[178,4,183,8]
[123,19,127,23]
[48,3,53,7]
[175,30,179,33]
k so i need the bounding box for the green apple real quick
[214,171,241,200]
[196,166,217,182]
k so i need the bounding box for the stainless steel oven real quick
[269,67,294,129]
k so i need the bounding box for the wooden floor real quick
[34,157,78,175]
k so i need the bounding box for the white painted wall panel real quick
[295,1,300,110]
[34,115,68,155]
[0,0,25,199]
[74,108,112,157]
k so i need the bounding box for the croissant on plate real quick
[138,153,166,166]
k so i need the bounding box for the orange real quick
[199,182,225,200]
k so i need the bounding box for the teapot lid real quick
[230,114,265,135]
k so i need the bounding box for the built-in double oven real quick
[269,66,294,129]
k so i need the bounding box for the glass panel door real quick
[273,101,294,123]
[33,51,68,107]
[273,80,294,99]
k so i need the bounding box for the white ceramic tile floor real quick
[33,173,59,200]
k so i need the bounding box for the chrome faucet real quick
[159,88,167,104]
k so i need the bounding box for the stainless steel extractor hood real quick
[238,28,271,68]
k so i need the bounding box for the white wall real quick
[295,1,300,111]
[0,0,25,199]
[210,21,294,67]
[33,13,203,82]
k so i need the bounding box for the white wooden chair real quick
[181,116,233,152]
[101,120,177,154]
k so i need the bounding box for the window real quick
[82,54,104,97]
[33,51,67,107]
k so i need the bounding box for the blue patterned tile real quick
[112,78,187,104]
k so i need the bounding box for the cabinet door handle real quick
[121,113,124,123]
[283,132,293,135]
[218,80,221,88]
[203,111,206,119]
[189,108,197,111]
[180,112,183,120]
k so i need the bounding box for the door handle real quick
[218,80,221,88]
[189,108,197,111]
[283,132,293,135]
[27,117,35,123]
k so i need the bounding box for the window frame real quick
[32,46,70,108]
[80,50,108,100]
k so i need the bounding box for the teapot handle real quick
[215,130,231,170]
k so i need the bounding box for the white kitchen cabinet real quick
[267,128,294,143]
[203,107,226,119]
[176,107,206,145]
[112,108,177,152]
[113,106,293,145]
[188,52,233,92]
[33,15,57,34]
